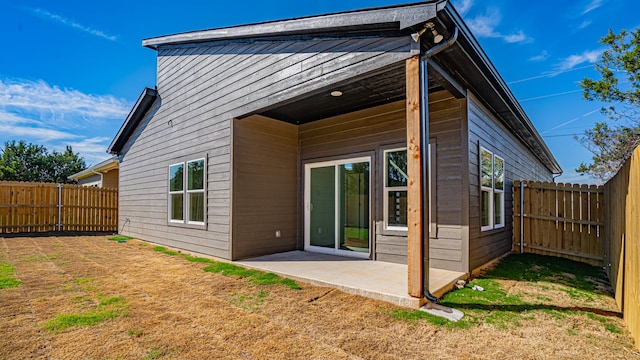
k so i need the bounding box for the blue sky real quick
[0,0,637,183]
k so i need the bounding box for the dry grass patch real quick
[0,236,636,359]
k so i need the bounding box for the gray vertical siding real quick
[467,94,553,269]
[118,36,415,259]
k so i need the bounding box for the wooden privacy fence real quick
[513,180,605,266]
[0,181,118,233]
[604,146,640,349]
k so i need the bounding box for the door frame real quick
[304,156,372,259]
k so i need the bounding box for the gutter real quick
[418,26,459,303]
[90,169,104,187]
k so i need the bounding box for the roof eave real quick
[142,2,438,49]
[108,87,158,155]
[68,157,119,180]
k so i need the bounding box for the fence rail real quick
[0,181,117,234]
[513,180,605,266]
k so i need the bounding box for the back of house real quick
[109,1,561,279]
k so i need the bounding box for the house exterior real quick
[109,1,561,300]
[68,157,119,188]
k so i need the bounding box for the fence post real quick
[57,183,62,231]
[520,181,525,254]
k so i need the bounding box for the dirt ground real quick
[0,235,636,359]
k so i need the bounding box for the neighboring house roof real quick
[108,87,158,155]
[68,157,119,181]
[112,1,562,174]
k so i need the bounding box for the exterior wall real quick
[299,101,406,262]
[467,93,553,270]
[77,174,101,187]
[102,169,119,189]
[232,115,298,259]
[427,91,468,272]
[299,92,467,272]
[118,36,414,259]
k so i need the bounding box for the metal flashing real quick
[142,3,437,49]
[108,87,158,155]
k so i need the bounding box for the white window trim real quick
[168,162,185,224]
[186,158,206,226]
[303,156,371,259]
[168,157,207,228]
[494,155,505,229]
[480,147,505,232]
[383,148,408,231]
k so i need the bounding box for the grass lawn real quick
[0,235,636,359]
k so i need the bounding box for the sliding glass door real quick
[305,157,370,258]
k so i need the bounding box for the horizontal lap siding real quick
[467,95,553,269]
[298,92,465,271]
[232,115,298,260]
[118,37,413,259]
[428,93,466,272]
[300,101,406,263]
[102,169,119,189]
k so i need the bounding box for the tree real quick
[0,140,87,183]
[47,146,87,183]
[577,28,640,183]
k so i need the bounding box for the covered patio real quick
[237,251,466,308]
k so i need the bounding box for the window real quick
[480,148,504,231]
[384,149,408,230]
[383,144,436,233]
[169,158,205,225]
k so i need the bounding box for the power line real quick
[507,65,594,85]
[542,133,582,138]
[520,89,583,102]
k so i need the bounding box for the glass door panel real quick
[305,157,370,258]
[309,166,335,249]
[338,162,370,253]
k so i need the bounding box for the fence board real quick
[513,181,521,252]
[0,181,117,233]
[604,146,640,349]
[513,180,605,266]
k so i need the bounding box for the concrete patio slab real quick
[237,250,466,308]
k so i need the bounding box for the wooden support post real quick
[406,55,423,298]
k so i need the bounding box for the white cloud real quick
[2,124,80,142]
[452,0,473,16]
[466,8,530,43]
[27,8,118,42]
[578,20,592,29]
[0,78,130,123]
[503,31,527,43]
[557,49,602,71]
[529,50,550,62]
[65,137,113,165]
[0,77,130,165]
[582,0,604,15]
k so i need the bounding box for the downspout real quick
[419,27,459,303]
[90,170,104,187]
